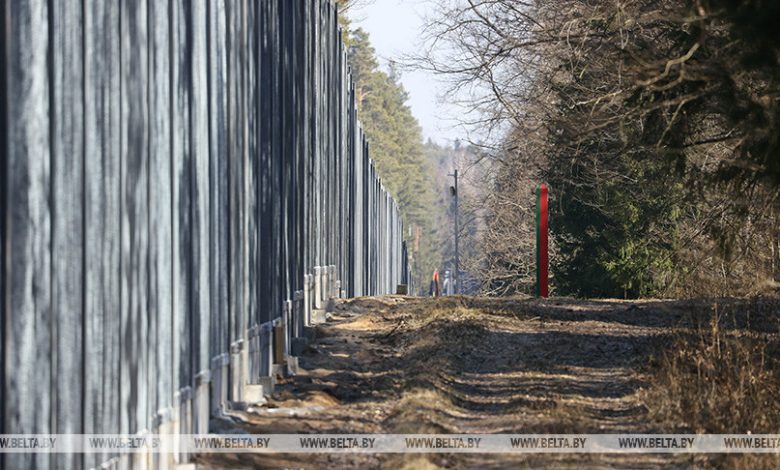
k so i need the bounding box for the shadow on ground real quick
[199,295,780,469]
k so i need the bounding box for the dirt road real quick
[200,296,773,469]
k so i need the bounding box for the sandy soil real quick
[198,295,773,469]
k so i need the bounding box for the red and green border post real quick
[536,183,549,298]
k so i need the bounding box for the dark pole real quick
[449,169,460,295]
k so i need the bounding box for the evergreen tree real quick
[346,28,442,293]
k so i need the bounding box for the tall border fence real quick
[1,0,411,468]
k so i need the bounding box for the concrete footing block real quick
[194,378,210,434]
[210,355,228,417]
[259,323,273,377]
[99,456,120,469]
[130,438,151,470]
[174,388,193,464]
[153,414,176,469]
[293,290,304,338]
[329,265,337,297]
[287,356,299,375]
[248,324,261,382]
[271,363,286,379]
[113,455,131,470]
[229,348,243,403]
[304,274,313,327]
[242,384,268,405]
[311,309,327,324]
[322,267,330,306]
[283,300,293,357]
[220,355,230,415]
[257,375,275,393]
[314,266,323,310]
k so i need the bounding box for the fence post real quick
[314,266,323,310]
[304,273,313,326]
[329,265,337,299]
[536,183,549,298]
[259,322,274,386]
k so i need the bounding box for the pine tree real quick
[347,28,443,293]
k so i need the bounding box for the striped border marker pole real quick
[536,183,549,298]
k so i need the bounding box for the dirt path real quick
[200,296,736,469]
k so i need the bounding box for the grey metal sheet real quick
[148,0,173,435]
[83,2,121,467]
[3,2,410,468]
[119,0,150,435]
[51,0,84,466]
[4,1,52,467]
[171,0,191,404]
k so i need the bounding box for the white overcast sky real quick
[351,0,461,145]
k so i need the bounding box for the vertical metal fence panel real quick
[51,0,84,466]
[0,0,5,459]
[306,1,313,294]
[362,137,370,295]
[314,2,322,269]
[258,0,272,327]
[246,0,259,339]
[188,0,211,410]
[119,0,150,437]
[83,2,121,466]
[237,0,249,366]
[329,7,338,272]
[3,1,410,468]
[249,0,264,380]
[190,0,211,433]
[296,0,304,297]
[342,51,350,291]
[347,86,356,297]
[148,0,173,449]
[297,0,308,300]
[280,0,292,304]
[225,0,239,369]
[171,0,190,430]
[208,0,230,412]
[273,0,284,325]
[4,1,52,468]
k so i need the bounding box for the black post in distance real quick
[449,168,460,295]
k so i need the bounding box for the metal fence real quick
[1,0,410,468]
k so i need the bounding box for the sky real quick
[351,0,461,145]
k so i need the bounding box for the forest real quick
[411,0,779,298]
[341,0,778,299]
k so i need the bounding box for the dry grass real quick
[646,303,780,469]
[203,296,780,469]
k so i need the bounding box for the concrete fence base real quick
[210,354,230,417]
